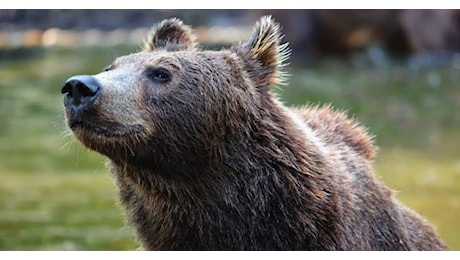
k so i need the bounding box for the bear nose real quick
[61,75,101,109]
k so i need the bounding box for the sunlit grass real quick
[374,147,460,249]
[0,46,459,250]
[0,169,137,250]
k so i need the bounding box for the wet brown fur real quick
[63,16,447,250]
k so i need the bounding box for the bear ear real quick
[234,16,290,87]
[144,18,197,52]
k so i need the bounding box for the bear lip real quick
[69,118,143,138]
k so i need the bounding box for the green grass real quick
[0,46,459,250]
[375,147,460,247]
[0,170,137,250]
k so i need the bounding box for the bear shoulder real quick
[291,105,376,160]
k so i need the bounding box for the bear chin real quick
[69,120,145,155]
[70,120,143,137]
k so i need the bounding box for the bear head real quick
[61,16,290,173]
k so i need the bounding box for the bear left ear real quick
[144,18,197,52]
[233,16,290,87]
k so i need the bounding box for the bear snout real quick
[61,75,102,114]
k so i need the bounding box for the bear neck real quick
[107,100,339,250]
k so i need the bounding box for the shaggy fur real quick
[61,16,447,250]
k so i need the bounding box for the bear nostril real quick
[61,82,73,96]
[62,75,101,107]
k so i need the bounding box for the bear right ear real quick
[143,18,197,52]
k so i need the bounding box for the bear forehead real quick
[113,50,236,71]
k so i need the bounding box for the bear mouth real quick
[69,119,143,138]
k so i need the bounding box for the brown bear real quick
[61,16,447,250]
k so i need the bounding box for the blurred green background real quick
[0,10,459,250]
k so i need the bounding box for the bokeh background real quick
[0,9,459,250]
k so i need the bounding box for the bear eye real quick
[146,68,171,83]
[103,65,113,72]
